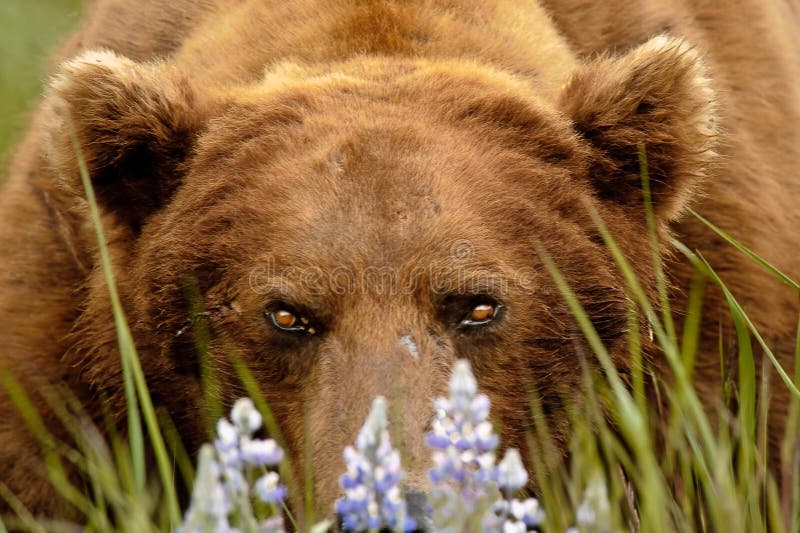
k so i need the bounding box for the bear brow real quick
[248,269,329,307]
[428,268,517,297]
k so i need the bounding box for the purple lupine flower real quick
[175,444,237,533]
[231,397,263,437]
[493,449,543,530]
[574,475,611,531]
[426,360,501,531]
[496,449,528,495]
[254,471,288,504]
[427,360,544,532]
[215,419,241,469]
[335,396,417,532]
[216,419,238,450]
[176,398,287,533]
[240,438,285,467]
[257,516,286,533]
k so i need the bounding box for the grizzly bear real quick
[1,0,798,525]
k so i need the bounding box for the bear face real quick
[141,74,631,505]
[40,37,715,517]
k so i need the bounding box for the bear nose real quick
[404,489,432,531]
[335,490,431,532]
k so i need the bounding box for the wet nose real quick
[404,490,431,531]
[335,490,431,532]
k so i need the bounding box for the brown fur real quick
[1,0,798,523]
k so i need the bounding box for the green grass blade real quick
[730,304,756,496]
[0,365,91,515]
[158,407,195,496]
[689,209,800,292]
[680,274,706,380]
[68,129,145,494]
[304,408,316,530]
[226,346,302,527]
[182,278,223,435]
[526,391,571,531]
[626,303,646,414]
[69,125,181,525]
[0,482,46,533]
[781,309,800,530]
[583,203,718,455]
[639,144,677,345]
[534,240,669,531]
[580,203,742,529]
[673,241,800,399]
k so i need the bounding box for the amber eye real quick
[268,307,317,334]
[272,309,298,329]
[460,302,501,327]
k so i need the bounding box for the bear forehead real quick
[205,127,517,263]
[169,68,589,277]
[191,72,580,213]
[169,118,568,294]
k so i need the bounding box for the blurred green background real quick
[0,0,83,170]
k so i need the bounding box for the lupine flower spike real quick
[335,396,416,532]
[493,449,544,531]
[573,475,611,532]
[426,359,502,532]
[176,398,287,533]
[177,444,235,533]
[426,360,543,532]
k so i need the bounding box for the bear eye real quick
[268,307,317,335]
[460,302,502,327]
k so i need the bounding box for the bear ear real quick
[41,50,213,233]
[559,36,717,220]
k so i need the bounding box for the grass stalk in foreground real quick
[534,239,670,532]
[532,183,800,531]
[638,144,677,347]
[69,124,181,526]
[226,344,304,528]
[686,210,800,529]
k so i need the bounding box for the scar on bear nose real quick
[398,334,420,359]
[327,148,345,173]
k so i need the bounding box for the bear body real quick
[1,0,799,521]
